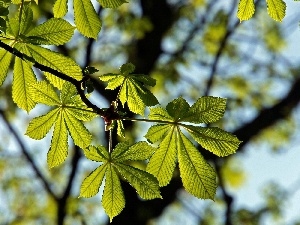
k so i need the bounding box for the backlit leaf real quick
[145,124,171,143]
[177,131,216,199]
[64,110,92,149]
[53,0,68,18]
[147,127,177,186]
[266,0,286,22]
[29,81,60,106]
[114,163,161,199]
[185,126,242,157]
[148,107,173,121]
[102,165,125,222]
[0,49,13,86]
[80,163,107,198]
[47,111,68,168]
[12,58,36,112]
[83,145,109,162]
[25,44,82,80]
[97,0,127,8]
[26,18,75,45]
[183,96,226,124]
[25,108,59,140]
[112,141,156,162]
[74,0,102,39]
[237,0,255,21]
[117,120,125,138]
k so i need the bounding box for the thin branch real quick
[215,160,233,225]
[56,146,82,225]
[0,40,106,117]
[0,109,58,201]
[204,0,239,96]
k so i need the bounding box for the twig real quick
[0,109,58,201]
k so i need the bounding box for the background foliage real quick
[0,0,300,224]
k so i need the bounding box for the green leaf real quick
[53,0,68,18]
[60,82,77,104]
[177,131,216,199]
[114,163,161,199]
[148,107,173,121]
[147,126,177,186]
[120,62,135,75]
[79,163,107,198]
[83,145,109,162]
[145,124,171,143]
[25,108,59,140]
[45,72,66,90]
[26,18,75,45]
[24,44,82,80]
[64,110,92,149]
[100,68,158,115]
[0,48,13,86]
[166,97,190,121]
[47,111,68,168]
[29,81,60,106]
[99,73,118,82]
[266,0,286,22]
[105,76,125,90]
[110,141,130,159]
[19,5,33,35]
[237,0,255,22]
[117,120,125,138]
[97,0,127,8]
[74,0,102,39]
[102,165,125,222]
[112,141,156,162]
[182,96,227,124]
[12,58,36,112]
[185,126,242,157]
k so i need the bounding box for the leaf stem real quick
[121,117,180,126]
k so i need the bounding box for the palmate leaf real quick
[80,143,160,221]
[97,0,127,8]
[26,18,75,45]
[145,97,241,198]
[266,0,286,22]
[74,0,102,39]
[12,58,37,112]
[99,63,158,115]
[237,0,255,21]
[26,81,95,168]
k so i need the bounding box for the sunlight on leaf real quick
[237,0,255,21]
[266,0,286,22]
[74,0,102,39]
[80,164,107,198]
[178,131,216,199]
[102,165,125,222]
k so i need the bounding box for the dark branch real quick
[57,146,82,225]
[0,109,58,201]
[0,40,106,117]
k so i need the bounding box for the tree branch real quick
[0,109,58,201]
[0,40,107,117]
